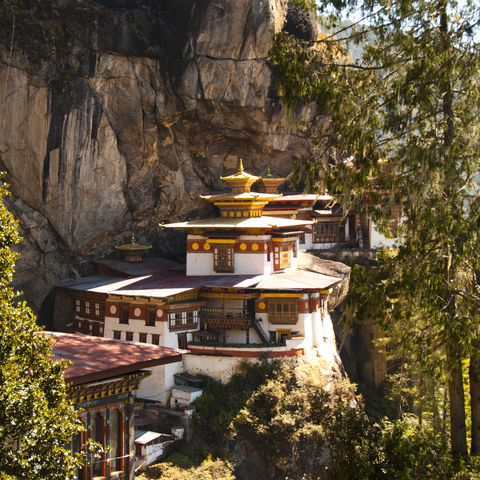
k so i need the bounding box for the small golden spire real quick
[238,159,244,172]
[115,235,151,263]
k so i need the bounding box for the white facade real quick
[185,291,337,383]
[186,250,273,276]
[103,297,200,405]
[186,234,300,276]
[369,220,398,249]
[170,385,203,409]
[135,361,185,405]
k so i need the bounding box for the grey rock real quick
[0,0,319,313]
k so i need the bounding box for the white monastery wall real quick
[300,312,314,350]
[187,251,273,275]
[135,360,185,405]
[299,232,313,250]
[234,253,272,275]
[186,252,215,276]
[370,221,398,248]
[321,310,336,348]
[104,315,168,344]
[185,354,249,383]
[224,329,249,343]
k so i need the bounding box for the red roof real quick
[44,332,185,386]
[96,258,182,277]
[58,271,263,298]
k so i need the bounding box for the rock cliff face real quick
[0,0,318,315]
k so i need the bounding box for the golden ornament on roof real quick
[220,159,260,193]
[115,235,152,263]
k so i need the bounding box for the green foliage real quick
[270,0,480,456]
[192,360,284,455]
[232,363,480,480]
[138,456,235,480]
[0,181,81,479]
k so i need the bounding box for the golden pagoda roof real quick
[219,159,261,194]
[115,235,152,252]
[263,167,285,181]
[254,167,286,193]
[220,159,259,183]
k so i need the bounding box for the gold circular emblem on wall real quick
[109,305,117,315]
[192,242,199,250]
[156,308,163,318]
[258,301,266,310]
[252,243,259,251]
[204,243,211,251]
[240,243,247,251]
[134,307,141,317]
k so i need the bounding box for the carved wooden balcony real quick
[200,306,252,330]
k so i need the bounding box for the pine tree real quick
[0,181,81,479]
[270,0,480,457]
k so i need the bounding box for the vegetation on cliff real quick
[0,182,83,479]
[142,361,480,479]
[270,0,480,462]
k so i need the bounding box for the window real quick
[113,330,121,340]
[120,307,129,324]
[268,301,298,324]
[151,334,160,345]
[213,244,234,273]
[110,409,124,472]
[85,301,90,315]
[169,309,199,332]
[95,303,100,316]
[139,333,147,343]
[145,310,156,327]
[313,222,344,243]
[273,244,291,271]
[169,312,180,329]
[92,412,105,477]
[126,331,133,341]
[186,310,199,324]
[75,299,80,313]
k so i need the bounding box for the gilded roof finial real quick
[115,234,152,263]
[238,158,244,173]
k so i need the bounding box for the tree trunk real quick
[448,352,468,456]
[470,352,480,455]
